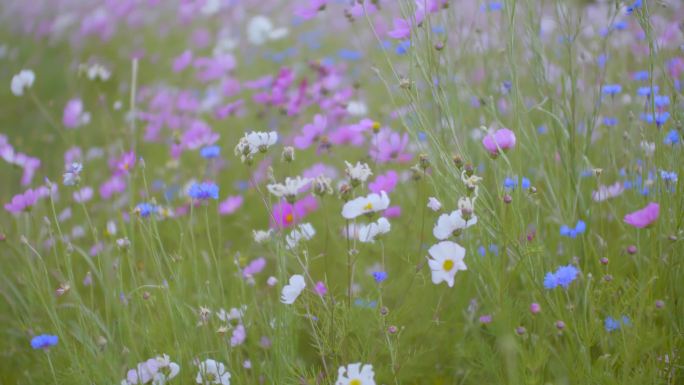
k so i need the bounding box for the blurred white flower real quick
[286,223,316,249]
[11,69,35,96]
[281,274,306,304]
[346,101,368,116]
[592,182,624,202]
[195,359,230,385]
[335,363,376,385]
[267,176,311,202]
[427,197,441,211]
[247,16,289,46]
[253,229,273,243]
[358,217,390,243]
[427,241,467,287]
[235,131,278,162]
[342,191,390,219]
[121,354,179,385]
[345,161,372,185]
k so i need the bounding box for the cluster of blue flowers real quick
[604,316,631,332]
[560,220,586,238]
[188,182,219,200]
[503,176,531,190]
[543,265,579,289]
[135,202,158,218]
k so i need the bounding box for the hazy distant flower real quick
[135,203,157,218]
[428,241,467,287]
[433,210,477,240]
[368,171,398,194]
[560,220,586,238]
[294,114,327,149]
[335,363,376,385]
[387,18,410,39]
[342,191,390,219]
[188,182,219,200]
[122,354,179,385]
[605,316,630,332]
[62,99,91,128]
[30,334,58,350]
[253,229,273,243]
[295,0,328,20]
[63,162,83,186]
[427,197,442,211]
[247,15,288,46]
[200,145,221,159]
[11,69,35,96]
[281,274,306,304]
[370,128,412,163]
[482,128,516,156]
[372,271,388,283]
[242,257,266,278]
[230,324,246,347]
[73,186,94,203]
[314,281,327,296]
[592,182,624,202]
[219,195,243,215]
[5,188,41,213]
[116,151,136,174]
[196,359,230,385]
[624,202,659,228]
[544,265,579,289]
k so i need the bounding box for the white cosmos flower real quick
[195,359,231,385]
[358,217,391,243]
[428,241,467,287]
[432,209,477,240]
[341,191,390,219]
[346,101,368,116]
[335,363,376,385]
[427,197,442,211]
[267,176,311,202]
[285,223,316,249]
[246,131,278,152]
[345,161,373,185]
[11,69,35,96]
[253,229,273,243]
[592,182,624,202]
[247,16,289,46]
[281,274,306,304]
[121,354,180,385]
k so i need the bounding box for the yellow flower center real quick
[363,202,373,211]
[285,213,293,223]
[442,259,454,271]
[350,379,362,385]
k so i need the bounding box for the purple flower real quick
[370,128,412,163]
[369,171,399,194]
[242,257,266,278]
[230,324,246,347]
[219,195,243,215]
[62,98,89,128]
[479,314,493,324]
[4,188,41,213]
[387,18,411,39]
[623,202,659,228]
[73,186,93,203]
[482,128,516,156]
[314,281,327,296]
[294,114,327,150]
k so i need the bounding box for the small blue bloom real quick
[626,0,642,14]
[521,177,531,189]
[481,1,503,11]
[604,317,621,332]
[660,170,678,183]
[640,112,670,126]
[654,95,670,108]
[503,177,518,189]
[544,265,579,289]
[488,244,499,256]
[372,271,388,283]
[637,86,658,97]
[664,130,679,145]
[602,84,622,95]
[574,220,586,234]
[396,40,411,55]
[603,117,618,126]
[200,145,221,159]
[338,49,362,61]
[632,70,649,81]
[537,125,548,134]
[135,203,157,218]
[188,182,219,200]
[612,21,627,30]
[31,334,58,350]
[478,245,486,257]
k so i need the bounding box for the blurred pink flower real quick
[219,195,243,215]
[5,188,41,213]
[624,202,659,228]
[482,128,516,155]
[387,18,410,39]
[369,171,398,194]
[243,257,266,278]
[370,128,412,163]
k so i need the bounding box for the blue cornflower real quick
[654,95,670,108]
[633,70,649,81]
[396,40,411,55]
[602,84,622,95]
[537,125,548,134]
[431,26,445,34]
[338,49,362,61]
[135,203,157,218]
[544,265,579,289]
[637,86,658,97]
[481,1,503,11]
[503,177,518,189]
[603,117,618,126]
[478,245,486,257]
[372,271,388,283]
[188,182,219,200]
[559,220,586,238]
[664,130,680,145]
[640,112,670,126]
[660,170,678,183]
[31,334,58,350]
[612,21,628,30]
[521,177,531,189]
[626,0,642,14]
[488,244,499,256]
[200,145,221,159]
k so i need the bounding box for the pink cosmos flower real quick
[384,206,402,218]
[295,0,328,20]
[219,195,243,215]
[115,151,136,174]
[271,196,318,229]
[369,171,399,194]
[314,281,327,296]
[5,189,41,213]
[370,128,412,163]
[62,98,88,128]
[99,175,126,199]
[624,202,659,228]
[73,186,94,203]
[387,18,411,39]
[172,50,193,72]
[482,128,516,156]
[230,324,246,347]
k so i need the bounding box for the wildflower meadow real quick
[1,0,683,384]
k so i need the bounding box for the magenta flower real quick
[219,195,244,215]
[271,196,318,229]
[62,98,88,128]
[624,202,659,228]
[172,50,193,72]
[115,151,136,174]
[370,128,412,163]
[482,128,517,156]
[230,324,246,347]
[387,18,411,39]
[5,188,41,213]
[99,175,126,199]
[369,171,399,194]
[295,0,328,20]
[314,281,327,296]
